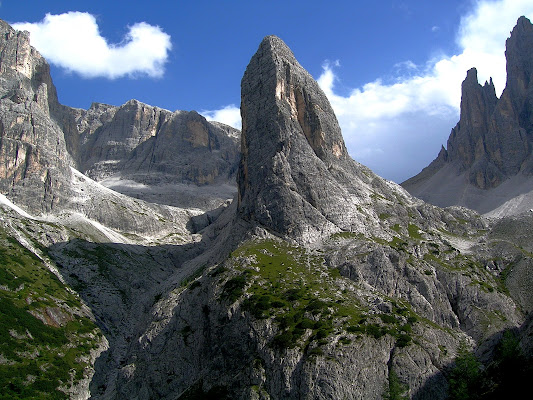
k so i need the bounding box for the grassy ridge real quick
[222,239,417,351]
[0,228,101,399]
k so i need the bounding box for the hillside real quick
[0,18,532,400]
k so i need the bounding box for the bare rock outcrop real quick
[1,18,531,400]
[106,35,527,400]
[59,99,240,193]
[0,19,75,212]
[403,16,533,215]
[238,35,412,243]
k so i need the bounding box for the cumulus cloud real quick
[204,1,533,182]
[316,0,533,182]
[202,104,242,129]
[12,12,172,79]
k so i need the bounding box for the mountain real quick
[0,18,240,214]
[99,36,530,399]
[59,100,240,210]
[403,16,533,217]
[1,19,532,400]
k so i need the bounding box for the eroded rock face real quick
[1,19,531,400]
[403,16,533,213]
[106,35,527,400]
[60,99,240,185]
[0,20,74,212]
[57,99,240,208]
[238,36,400,242]
[0,19,240,214]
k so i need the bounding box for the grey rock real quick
[59,100,240,209]
[1,18,531,400]
[104,35,528,400]
[403,16,533,216]
[0,19,240,216]
[0,19,75,213]
[238,35,411,243]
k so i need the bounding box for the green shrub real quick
[379,314,397,324]
[396,334,412,348]
[339,336,352,345]
[296,318,315,329]
[272,331,295,349]
[347,325,363,333]
[366,324,386,339]
[305,299,328,314]
[223,273,249,302]
[384,370,408,400]
[308,347,324,356]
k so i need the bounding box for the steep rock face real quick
[238,35,405,242]
[58,99,240,208]
[447,69,499,187]
[61,99,240,183]
[403,16,533,214]
[0,20,74,212]
[1,19,530,400]
[105,36,527,400]
[0,20,223,234]
[0,19,239,218]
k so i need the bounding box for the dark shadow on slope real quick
[46,201,249,398]
[413,314,533,400]
[48,238,207,397]
[186,201,232,233]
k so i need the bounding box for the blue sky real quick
[3,0,533,182]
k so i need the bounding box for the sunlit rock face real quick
[0,19,74,212]
[110,34,527,400]
[0,19,241,213]
[238,35,413,243]
[0,18,531,400]
[61,99,240,190]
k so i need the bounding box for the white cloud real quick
[12,12,172,79]
[201,104,242,130]
[317,0,533,182]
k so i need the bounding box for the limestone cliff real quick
[238,35,410,243]
[59,100,240,209]
[0,19,74,212]
[104,35,530,400]
[0,19,239,220]
[1,19,532,400]
[403,16,533,215]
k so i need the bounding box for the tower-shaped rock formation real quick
[403,16,533,214]
[0,20,74,212]
[238,36,405,241]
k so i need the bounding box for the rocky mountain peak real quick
[237,35,417,243]
[459,67,498,126]
[0,19,74,212]
[241,35,348,164]
[237,35,371,241]
[505,16,533,92]
[444,67,498,174]
[0,19,60,115]
[402,16,533,214]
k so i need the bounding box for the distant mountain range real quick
[0,16,532,400]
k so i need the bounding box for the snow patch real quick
[76,213,133,244]
[0,194,35,219]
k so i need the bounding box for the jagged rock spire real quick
[237,35,410,242]
[237,36,365,241]
[403,16,533,213]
